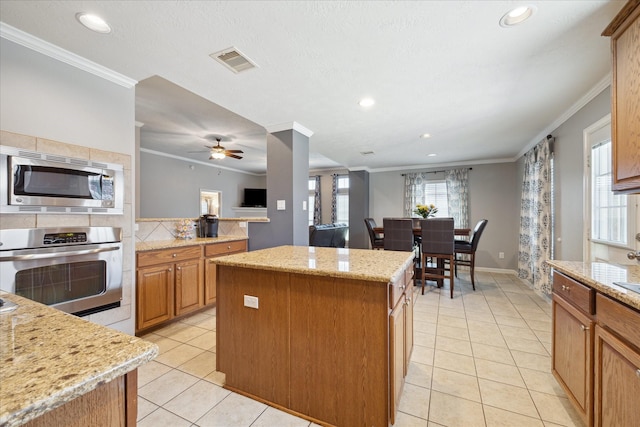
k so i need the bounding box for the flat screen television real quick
[242,188,267,207]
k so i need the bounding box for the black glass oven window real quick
[15,261,107,306]
[14,165,103,199]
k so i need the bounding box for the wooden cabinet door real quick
[608,3,640,193]
[552,295,593,426]
[137,264,173,330]
[404,292,414,374]
[594,325,640,427]
[204,258,217,305]
[389,299,405,426]
[175,258,203,316]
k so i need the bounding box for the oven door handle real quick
[0,245,120,261]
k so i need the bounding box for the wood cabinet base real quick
[24,370,138,427]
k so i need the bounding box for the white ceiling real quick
[0,1,624,174]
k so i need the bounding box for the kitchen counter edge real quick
[546,260,640,310]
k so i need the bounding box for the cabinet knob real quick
[227,245,231,249]
[172,253,177,258]
[562,285,570,292]
[580,324,589,331]
[168,268,172,272]
[177,266,181,271]
[636,369,640,379]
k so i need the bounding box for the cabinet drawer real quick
[137,245,202,268]
[596,293,640,350]
[553,272,594,314]
[390,265,412,309]
[205,240,247,257]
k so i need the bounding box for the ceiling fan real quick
[205,138,243,160]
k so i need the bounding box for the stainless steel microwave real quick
[0,146,124,214]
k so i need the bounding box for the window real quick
[417,180,449,217]
[335,175,349,224]
[308,178,316,226]
[591,140,629,246]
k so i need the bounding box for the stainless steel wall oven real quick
[0,227,122,316]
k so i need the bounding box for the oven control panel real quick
[43,232,88,245]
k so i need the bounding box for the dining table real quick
[371,225,471,289]
[372,226,471,237]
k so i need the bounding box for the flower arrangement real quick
[175,218,195,239]
[414,203,438,218]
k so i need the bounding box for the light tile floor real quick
[138,272,584,427]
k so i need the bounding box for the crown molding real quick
[140,148,265,176]
[355,157,515,174]
[0,22,137,88]
[265,121,314,137]
[517,73,611,159]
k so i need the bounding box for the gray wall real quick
[249,129,309,251]
[139,151,265,218]
[369,162,520,271]
[545,87,612,261]
[349,170,370,249]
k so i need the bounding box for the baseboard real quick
[465,266,518,275]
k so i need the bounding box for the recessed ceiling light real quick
[420,133,431,139]
[76,13,111,33]
[427,153,437,157]
[359,98,375,108]
[499,5,536,27]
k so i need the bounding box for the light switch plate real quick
[239,221,247,228]
[277,200,286,210]
[302,200,307,210]
[244,295,259,309]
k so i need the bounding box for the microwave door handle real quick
[0,245,120,261]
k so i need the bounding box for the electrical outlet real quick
[239,221,247,228]
[277,200,286,210]
[303,200,307,210]
[499,252,505,259]
[244,295,259,309]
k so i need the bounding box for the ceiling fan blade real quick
[226,154,243,160]
[225,149,244,154]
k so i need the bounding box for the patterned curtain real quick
[518,138,552,296]
[313,175,322,225]
[444,169,469,228]
[330,174,338,223]
[403,172,431,216]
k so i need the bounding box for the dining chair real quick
[420,218,455,298]
[364,218,384,250]
[454,219,488,290]
[383,218,415,252]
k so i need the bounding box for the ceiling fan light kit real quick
[206,137,243,160]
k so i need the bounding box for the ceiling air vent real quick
[210,47,257,73]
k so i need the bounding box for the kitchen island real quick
[0,292,158,427]
[213,245,416,427]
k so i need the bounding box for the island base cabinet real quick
[24,371,138,427]
[552,294,593,427]
[218,265,392,427]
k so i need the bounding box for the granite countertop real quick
[546,260,640,311]
[212,245,415,284]
[136,235,248,252]
[0,292,158,427]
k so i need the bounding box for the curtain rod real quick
[401,167,472,176]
